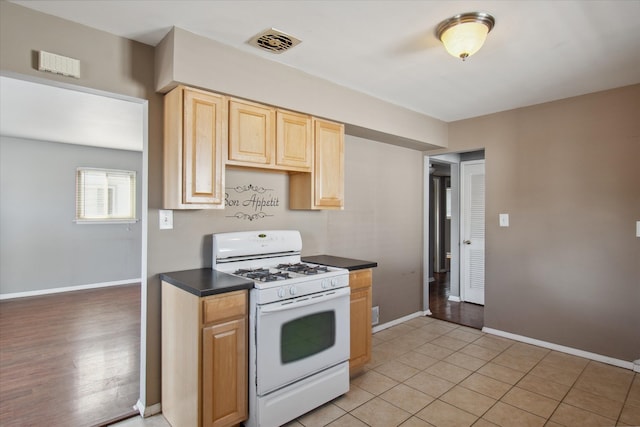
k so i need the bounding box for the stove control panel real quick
[253,273,349,305]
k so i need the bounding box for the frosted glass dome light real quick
[436,12,495,61]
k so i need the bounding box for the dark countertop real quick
[302,255,378,271]
[160,268,254,298]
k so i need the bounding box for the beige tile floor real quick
[112,316,640,427]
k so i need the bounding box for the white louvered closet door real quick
[460,160,485,305]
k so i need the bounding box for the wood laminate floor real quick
[428,272,484,330]
[0,284,141,427]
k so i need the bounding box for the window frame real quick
[75,167,137,224]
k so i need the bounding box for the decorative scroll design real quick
[226,212,272,221]
[229,184,270,194]
[225,183,280,221]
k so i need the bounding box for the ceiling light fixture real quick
[436,12,495,61]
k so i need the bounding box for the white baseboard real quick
[372,311,428,333]
[448,295,461,302]
[135,399,162,418]
[0,278,141,300]
[483,327,637,371]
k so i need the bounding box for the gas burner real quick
[276,263,330,275]
[234,268,291,282]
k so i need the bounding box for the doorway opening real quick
[425,150,484,329]
[0,73,148,425]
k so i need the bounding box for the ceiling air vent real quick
[248,28,301,54]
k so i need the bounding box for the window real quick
[280,311,335,364]
[76,168,136,223]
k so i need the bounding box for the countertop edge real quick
[302,255,378,271]
[160,270,254,298]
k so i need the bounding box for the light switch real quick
[499,213,509,227]
[636,221,640,237]
[159,210,173,230]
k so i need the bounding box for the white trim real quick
[0,278,141,300]
[0,71,151,418]
[138,100,150,423]
[372,311,427,333]
[423,156,431,313]
[448,295,461,302]
[483,327,636,371]
[74,219,140,225]
[135,399,161,418]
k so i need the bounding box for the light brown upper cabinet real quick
[164,85,227,209]
[276,110,313,171]
[228,99,275,167]
[228,99,312,173]
[290,118,345,210]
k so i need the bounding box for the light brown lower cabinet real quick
[162,283,248,427]
[348,269,372,375]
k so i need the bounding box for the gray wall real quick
[3,1,638,411]
[1,2,425,408]
[0,136,142,294]
[1,1,162,407]
[154,136,424,321]
[429,85,640,361]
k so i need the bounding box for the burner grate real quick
[234,268,291,282]
[276,263,330,275]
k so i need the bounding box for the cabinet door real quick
[276,110,312,171]
[349,269,372,374]
[349,287,372,374]
[229,99,275,166]
[183,89,226,205]
[202,317,248,427]
[314,119,344,208]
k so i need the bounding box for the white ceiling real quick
[0,76,144,151]
[9,0,640,122]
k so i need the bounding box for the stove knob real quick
[289,286,297,296]
[277,287,286,298]
[321,280,329,289]
[331,278,338,287]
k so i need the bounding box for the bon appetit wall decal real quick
[225,184,280,221]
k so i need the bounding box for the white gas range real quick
[212,230,350,427]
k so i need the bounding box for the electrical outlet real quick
[372,306,380,325]
[636,221,640,237]
[159,210,173,230]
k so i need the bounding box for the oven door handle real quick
[259,288,350,314]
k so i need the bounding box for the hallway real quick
[428,272,484,330]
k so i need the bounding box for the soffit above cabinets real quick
[0,75,144,151]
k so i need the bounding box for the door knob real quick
[463,240,471,244]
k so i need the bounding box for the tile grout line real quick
[372,322,502,425]
[542,357,592,427]
[294,318,637,427]
[615,370,637,426]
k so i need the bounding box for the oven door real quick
[255,286,350,395]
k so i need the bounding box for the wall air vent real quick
[248,28,301,54]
